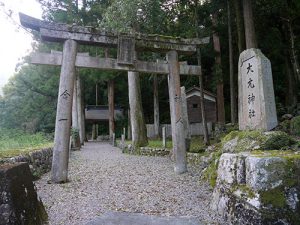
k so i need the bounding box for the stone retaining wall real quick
[140,147,169,156]
[0,148,53,178]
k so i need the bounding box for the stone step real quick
[86,211,200,225]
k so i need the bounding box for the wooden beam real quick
[30,52,202,76]
[19,13,209,54]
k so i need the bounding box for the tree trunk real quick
[153,74,160,138]
[242,0,257,49]
[197,48,210,145]
[128,71,148,148]
[285,55,297,108]
[51,39,77,183]
[228,0,237,124]
[212,13,225,125]
[194,1,210,145]
[286,18,300,82]
[108,79,115,140]
[233,0,246,53]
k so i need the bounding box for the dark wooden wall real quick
[187,95,217,123]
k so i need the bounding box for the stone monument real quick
[238,48,278,131]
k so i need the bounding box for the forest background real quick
[0,0,299,141]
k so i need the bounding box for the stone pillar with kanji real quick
[238,48,278,131]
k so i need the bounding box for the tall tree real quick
[212,13,225,125]
[194,0,210,145]
[242,0,257,49]
[233,0,246,53]
[128,72,148,147]
[228,0,237,123]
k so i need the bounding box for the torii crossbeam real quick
[20,13,209,183]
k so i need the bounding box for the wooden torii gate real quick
[20,13,209,183]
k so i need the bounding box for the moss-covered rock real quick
[221,130,295,152]
[290,115,300,136]
[0,163,48,224]
[211,151,300,225]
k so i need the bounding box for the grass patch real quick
[0,128,53,158]
[125,139,173,149]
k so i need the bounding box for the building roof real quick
[186,86,216,102]
[85,105,123,121]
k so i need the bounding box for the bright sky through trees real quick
[0,0,42,94]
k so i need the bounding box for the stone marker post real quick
[238,48,278,131]
[121,134,125,153]
[181,86,191,151]
[127,109,132,140]
[123,127,126,139]
[51,39,77,183]
[167,50,187,174]
[162,126,166,148]
[112,133,116,146]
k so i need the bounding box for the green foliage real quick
[261,132,295,150]
[0,128,52,158]
[290,116,300,136]
[71,127,79,139]
[189,141,206,153]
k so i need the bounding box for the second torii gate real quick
[20,13,209,183]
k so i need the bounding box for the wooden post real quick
[167,50,187,174]
[112,132,116,146]
[71,74,80,149]
[76,75,84,145]
[127,109,132,140]
[153,74,160,138]
[108,79,115,140]
[123,127,126,139]
[181,86,191,151]
[92,124,96,140]
[72,77,79,129]
[51,39,77,183]
[96,124,98,139]
[162,126,166,148]
[121,134,125,153]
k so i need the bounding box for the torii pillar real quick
[167,50,187,174]
[51,39,77,183]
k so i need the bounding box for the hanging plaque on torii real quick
[19,13,210,183]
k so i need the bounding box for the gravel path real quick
[35,142,223,225]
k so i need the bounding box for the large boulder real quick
[211,152,300,225]
[0,163,47,225]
